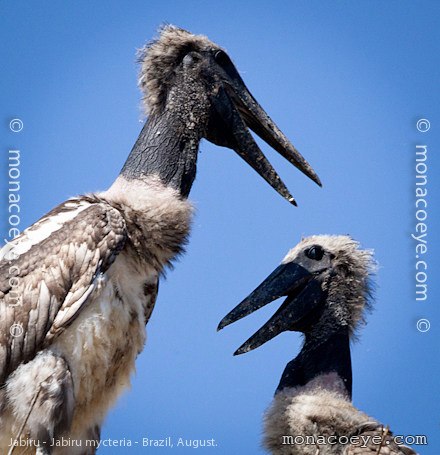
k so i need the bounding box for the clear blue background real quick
[1,1,439,453]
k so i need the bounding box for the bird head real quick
[138,25,321,205]
[218,235,375,354]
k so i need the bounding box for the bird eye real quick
[305,245,324,261]
[182,52,201,67]
[182,54,194,66]
[214,50,232,67]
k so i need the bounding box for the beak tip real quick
[217,318,229,331]
[283,191,297,206]
[234,342,253,356]
[311,173,322,187]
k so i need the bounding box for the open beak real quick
[208,74,321,206]
[218,262,325,355]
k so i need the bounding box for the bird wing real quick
[344,422,418,455]
[0,197,127,383]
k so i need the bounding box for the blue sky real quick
[1,1,439,453]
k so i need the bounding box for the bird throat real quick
[120,110,202,198]
[276,327,352,399]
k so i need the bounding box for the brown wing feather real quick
[0,198,127,383]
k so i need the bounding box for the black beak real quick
[218,262,325,355]
[208,74,321,206]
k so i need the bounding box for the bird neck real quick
[120,109,202,198]
[276,327,352,399]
